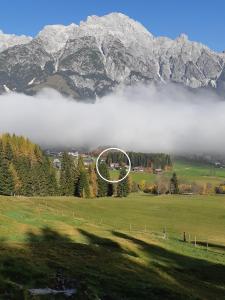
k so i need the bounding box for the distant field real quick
[110,159,225,186]
[0,194,224,299]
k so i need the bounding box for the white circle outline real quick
[96,147,131,184]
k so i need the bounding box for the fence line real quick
[0,201,224,256]
[31,205,225,255]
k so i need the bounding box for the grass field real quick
[110,159,225,186]
[0,193,224,299]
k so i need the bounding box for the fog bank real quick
[0,84,224,154]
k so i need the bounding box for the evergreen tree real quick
[14,156,31,196]
[97,161,110,197]
[60,152,75,196]
[0,134,58,196]
[170,172,179,194]
[5,141,13,161]
[0,141,14,195]
[76,170,90,198]
[117,167,129,197]
[88,165,98,198]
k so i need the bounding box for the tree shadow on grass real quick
[192,241,225,252]
[0,227,224,299]
[78,228,139,257]
[112,230,225,298]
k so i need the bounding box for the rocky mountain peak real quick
[37,23,79,54]
[0,30,32,53]
[0,13,225,99]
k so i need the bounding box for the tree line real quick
[105,151,172,169]
[60,152,130,198]
[0,134,130,198]
[0,134,58,196]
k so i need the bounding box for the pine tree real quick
[170,172,179,194]
[88,165,98,198]
[97,161,110,197]
[76,169,90,198]
[5,141,13,161]
[14,156,31,196]
[0,134,58,196]
[117,167,129,197]
[60,152,75,196]
[0,160,14,196]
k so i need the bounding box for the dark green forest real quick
[0,134,173,198]
[0,134,130,198]
[0,133,57,196]
[106,151,172,169]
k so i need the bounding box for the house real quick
[153,168,162,174]
[215,162,221,167]
[68,151,79,157]
[53,158,61,169]
[83,157,94,166]
[132,166,144,172]
[110,162,120,169]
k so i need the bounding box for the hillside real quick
[0,194,224,299]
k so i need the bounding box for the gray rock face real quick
[0,13,225,99]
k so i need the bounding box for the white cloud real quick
[0,84,224,154]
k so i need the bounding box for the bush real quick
[143,183,158,194]
[215,183,225,194]
[131,181,139,192]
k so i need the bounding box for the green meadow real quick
[0,193,224,299]
[111,159,225,186]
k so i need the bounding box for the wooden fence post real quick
[194,236,197,247]
[163,227,166,239]
[144,224,147,233]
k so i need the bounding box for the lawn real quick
[0,194,224,299]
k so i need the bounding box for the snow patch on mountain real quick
[1,13,225,98]
[0,30,32,52]
[37,23,78,53]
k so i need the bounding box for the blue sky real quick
[1,0,225,52]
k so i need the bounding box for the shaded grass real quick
[0,194,224,299]
[0,227,224,299]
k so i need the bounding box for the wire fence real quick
[0,199,224,257]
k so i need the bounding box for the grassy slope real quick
[0,194,224,299]
[110,159,225,185]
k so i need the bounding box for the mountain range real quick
[1,13,225,99]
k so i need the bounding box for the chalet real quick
[110,162,120,169]
[83,157,94,166]
[132,166,144,172]
[53,158,61,169]
[68,151,79,157]
[153,168,162,174]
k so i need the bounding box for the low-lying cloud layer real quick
[0,84,224,154]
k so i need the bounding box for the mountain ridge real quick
[1,12,225,99]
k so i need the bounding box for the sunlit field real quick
[0,193,224,299]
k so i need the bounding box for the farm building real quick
[53,158,61,169]
[83,157,94,166]
[132,166,144,172]
[153,168,162,174]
